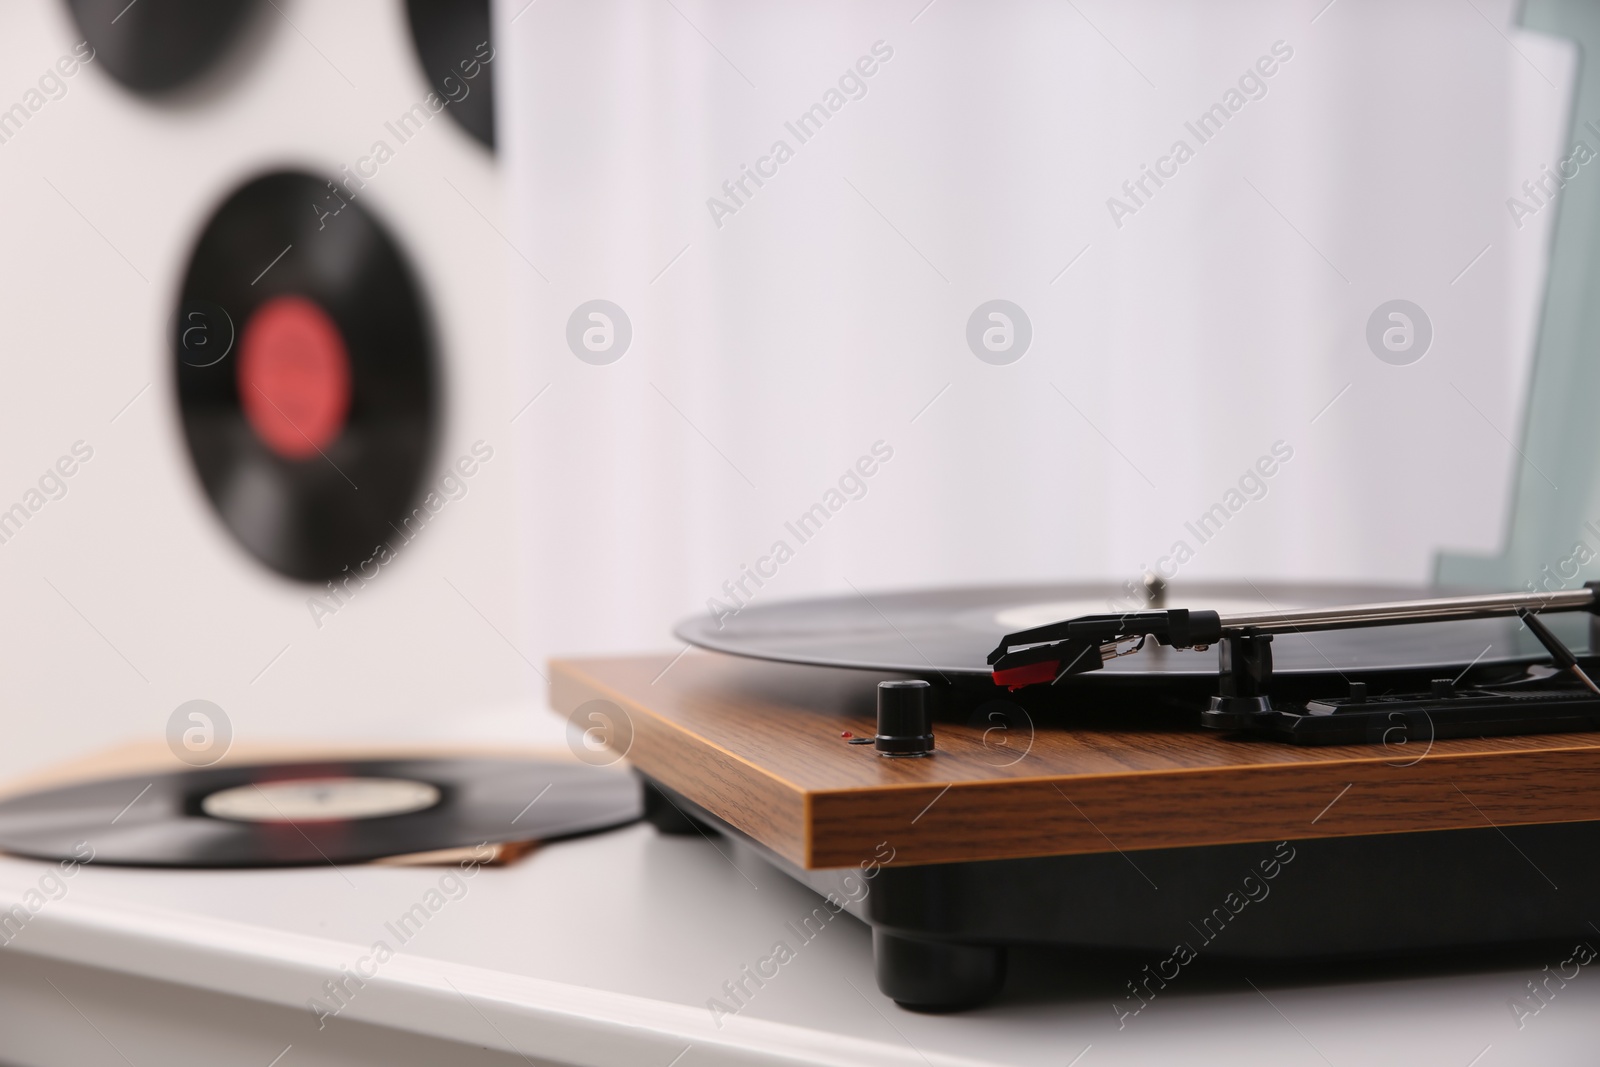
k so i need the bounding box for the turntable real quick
[551,581,1600,1011]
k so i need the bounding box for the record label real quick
[200,777,440,823]
[236,296,352,459]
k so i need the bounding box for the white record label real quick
[200,777,441,823]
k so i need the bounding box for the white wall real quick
[502,0,1576,664]
[0,1,531,778]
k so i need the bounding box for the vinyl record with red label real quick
[404,0,496,150]
[65,0,259,96]
[175,170,438,582]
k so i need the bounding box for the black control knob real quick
[876,680,934,757]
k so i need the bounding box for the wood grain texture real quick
[550,652,1600,869]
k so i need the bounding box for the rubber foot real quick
[873,929,1006,1011]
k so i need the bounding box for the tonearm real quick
[988,585,1600,739]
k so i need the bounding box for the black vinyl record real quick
[64,0,258,95]
[175,171,438,583]
[0,758,641,868]
[405,0,496,150]
[676,582,1582,680]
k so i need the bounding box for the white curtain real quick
[500,0,1574,662]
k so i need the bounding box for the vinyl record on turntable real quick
[64,0,260,96]
[676,582,1582,679]
[0,758,641,868]
[175,170,439,582]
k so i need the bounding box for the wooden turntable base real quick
[550,652,1600,869]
